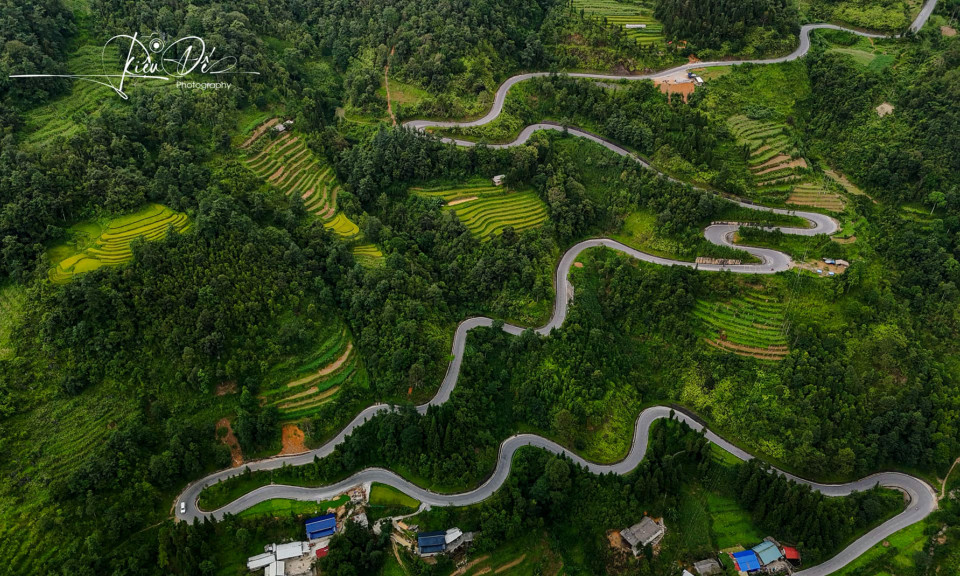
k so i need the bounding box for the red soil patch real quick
[942,25,957,37]
[656,80,695,103]
[268,166,285,181]
[573,262,584,268]
[279,423,309,455]
[216,418,244,467]
[241,118,279,148]
[215,381,237,396]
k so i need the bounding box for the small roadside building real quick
[417,530,447,556]
[492,174,506,186]
[782,546,801,565]
[619,517,665,556]
[752,540,784,566]
[305,513,337,540]
[693,558,723,576]
[730,550,762,572]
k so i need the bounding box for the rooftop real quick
[620,517,664,547]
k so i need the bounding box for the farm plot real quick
[694,291,789,360]
[728,116,843,211]
[0,284,26,358]
[412,183,548,239]
[571,0,665,45]
[23,45,116,146]
[260,328,366,421]
[244,124,359,239]
[47,204,190,283]
[351,244,384,268]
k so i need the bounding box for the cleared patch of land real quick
[261,328,365,420]
[244,129,359,238]
[728,116,843,212]
[47,204,190,283]
[0,284,26,358]
[570,0,665,45]
[412,183,548,239]
[694,290,789,360]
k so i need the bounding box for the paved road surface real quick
[173,4,940,573]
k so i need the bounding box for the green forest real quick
[1,0,959,574]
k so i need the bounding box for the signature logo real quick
[9,32,258,100]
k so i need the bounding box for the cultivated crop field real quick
[413,183,549,239]
[47,204,190,283]
[571,0,665,45]
[0,284,25,359]
[728,116,844,212]
[22,45,116,146]
[244,124,360,239]
[351,244,383,267]
[694,290,789,360]
[260,327,367,420]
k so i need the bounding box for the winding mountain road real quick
[174,3,941,573]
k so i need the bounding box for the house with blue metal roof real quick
[731,550,762,572]
[752,540,784,565]
[417,530,447,556]
[305,513,337,540]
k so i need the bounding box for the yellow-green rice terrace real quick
[48,204,190,283]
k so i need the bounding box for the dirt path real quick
[279,424,309,455]
[495,555,526,573]
[453,555,490,576]
[241,118,278,148]
[941,457,960,499]
[447,196,478,206]
[216,418,244,467]
[385,46,397,125]
[392,541,409,575]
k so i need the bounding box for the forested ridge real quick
[0,0,959,574]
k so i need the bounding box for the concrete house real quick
[619,517,665,555]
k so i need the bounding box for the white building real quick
[492,174,506,186]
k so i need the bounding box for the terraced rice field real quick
[0,391,133,569]
[23,45,116,146]
[351,244,384,267]
[694,291,789,360]
[244,123,359,238]
[412,183,549,239]
[0,284,26,358]
[728,116,843,212]
[571,0,665,45]
[47,204,190,283]
[261,329,366,420]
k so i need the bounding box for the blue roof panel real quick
[732,550,762,572]
[418,531,446,545]
[305,514,337,539]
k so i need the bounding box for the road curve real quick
[172,4,939,573]
[174,235,937,574]
[405,0,937,133]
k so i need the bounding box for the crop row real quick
[48,205,189,283]
[244,129,359,236]
[446,191,549,239]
